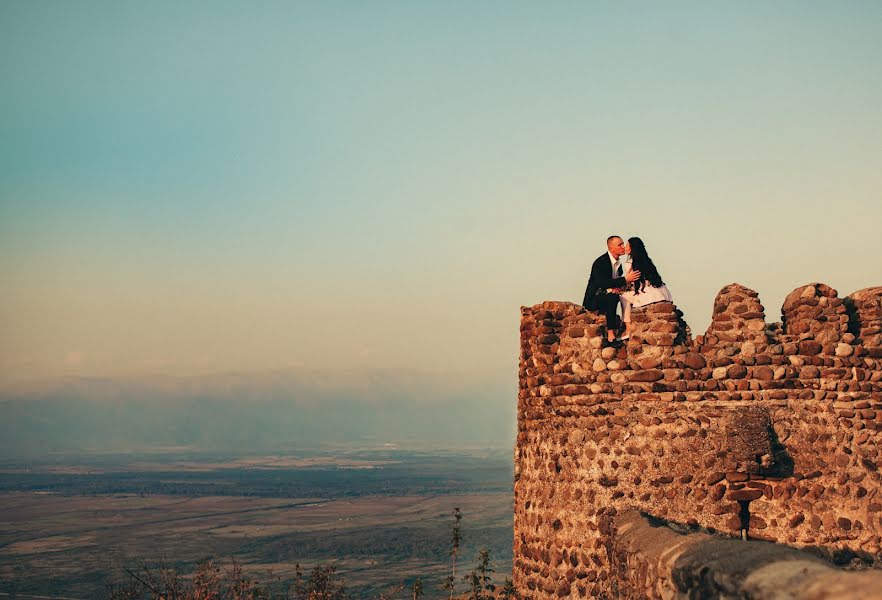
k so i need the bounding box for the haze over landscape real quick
[1,368,514,457]
[2,2,882,598]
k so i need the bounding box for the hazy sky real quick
[2,2,881,382]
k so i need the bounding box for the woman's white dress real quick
[619,258,672,321]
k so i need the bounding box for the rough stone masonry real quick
[514,283,882,598]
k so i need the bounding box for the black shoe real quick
[603,338,623,349]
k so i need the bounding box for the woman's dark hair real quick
[628,237,664,293]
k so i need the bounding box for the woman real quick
[618,237,673,339]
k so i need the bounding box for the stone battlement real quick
[514,282,882,598]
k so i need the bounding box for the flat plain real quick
[0,450,513,599]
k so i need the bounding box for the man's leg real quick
[600,294,619,342]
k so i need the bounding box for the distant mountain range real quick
[0,368,516,457]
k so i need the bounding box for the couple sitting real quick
[582,235,672,347]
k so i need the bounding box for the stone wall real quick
[606,509,882,599]
[514,282,882,599]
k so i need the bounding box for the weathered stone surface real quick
[706,284,768,347]
[628,369,664,382]
[684,353,706,369]
[847,287,882,348]
[799,340,823,355]
[835,343,854,357]
[784,284,847,345]
[727,364,748,379]
[728,488,764,502]
[606,510,882,600]
[754,366,774,381]
[707,472,725,485]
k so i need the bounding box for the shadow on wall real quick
[767,423,795,479]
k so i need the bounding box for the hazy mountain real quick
[0,368,516,457]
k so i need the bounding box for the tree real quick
[293,563,349,600]
[500,579,518,599]
[441,507,463,600]
[373,581,404,600]
[108,559,350,600]
[464,549,494,600]
[411,579,423,600]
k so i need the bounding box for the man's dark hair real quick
[606,235,621,245]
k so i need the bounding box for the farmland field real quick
[0,450,513,599]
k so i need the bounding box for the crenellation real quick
[704,283,768,348]
[514,281,882,598]
[782,283,849,345]
[848,286,882,349]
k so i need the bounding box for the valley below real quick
[0,449,514,599]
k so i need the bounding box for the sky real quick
[2,2,881,383]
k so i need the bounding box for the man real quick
[582,235,641,346]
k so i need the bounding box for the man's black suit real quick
[582,253,626,331]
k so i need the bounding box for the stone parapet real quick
[606,509,882,600]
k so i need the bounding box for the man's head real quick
[607,235,625,258]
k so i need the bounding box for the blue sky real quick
[2,2,881,381]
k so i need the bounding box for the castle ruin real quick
[514,283,882,598]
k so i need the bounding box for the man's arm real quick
[582,256,604,308]
[582,278,593,308]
